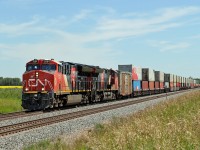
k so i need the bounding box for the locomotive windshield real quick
[26,64,40,71]
[41,64,56,71]
[26,64,56,71]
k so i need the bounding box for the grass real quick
[24,90,200,150]
[24,138,67,150]
[0,88,23,113]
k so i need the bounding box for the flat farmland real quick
[0,88,22,113]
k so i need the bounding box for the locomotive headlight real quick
[42,87,45,91]
[25,88,29,91]
[36,72,39,78]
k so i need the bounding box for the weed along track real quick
[0,89,192,137]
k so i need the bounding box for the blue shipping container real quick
[133,80,141,91]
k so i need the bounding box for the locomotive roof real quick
[27,59,62,65]
[61,62,101,69]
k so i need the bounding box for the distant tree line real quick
[0,77,22,86]
[194,78,200,84]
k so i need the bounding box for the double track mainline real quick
[0,90,189,137]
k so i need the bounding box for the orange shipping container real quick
[176,83,180,87]
[149,81,155,90]
[170,82,174,91]
[160,82,164,89]
[142,81,149,91]
[155,81,159,89]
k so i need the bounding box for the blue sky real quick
[0,0,200,78]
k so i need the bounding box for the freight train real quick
[22,59,200,110]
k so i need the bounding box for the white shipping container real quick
[183,77,186,84]
[142,68,155,81]
[174,82,176,87]
[132,66,142,80]
[173,75,177,83]
[190,79,194,84]
[170,74,173,82]
[174,82,177,91]
[182,77,185,84]
[194,80,197,84]
[148,69,155,81]
[186,78,190,87]
[165,82,169,88]
[155,71,164,82]
[177,76,180,83]
[164,74,173,82]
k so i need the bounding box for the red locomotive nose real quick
[23,70,54,92]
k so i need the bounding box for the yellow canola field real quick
[0,86,22,89]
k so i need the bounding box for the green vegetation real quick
[0,77,21,86]
[24,138,67,150]
[24,90,200,150]
[0,88,22,113]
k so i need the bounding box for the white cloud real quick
[72,9,93,22]
[0,6,199,63]
[93,6,199,41]
[149,40,190,52]
[0,6,199,40]
[161,42,190,52]
[0,16,40,36]
[188,34,200,39]
[0,39,120,69]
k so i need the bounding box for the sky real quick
[0,0,200,79]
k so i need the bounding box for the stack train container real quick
[189,79,194,88]
[173,75,177,91]
[180,76,182,90]
[176,76,180,91]
[119,72,132,97]
[183,77,186,89]
[164,74,173,92]
[186,78,190,88]
[155,71,164,93]
[142,68,155,94]
[132,66,142,96]
[118,65,142,96]
[194,79,197,88]
[182,77,185,90]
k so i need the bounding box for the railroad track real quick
[0,111,43,122]
[0,106,77,122]
[0,90,187,121]
[0,89,193,137]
